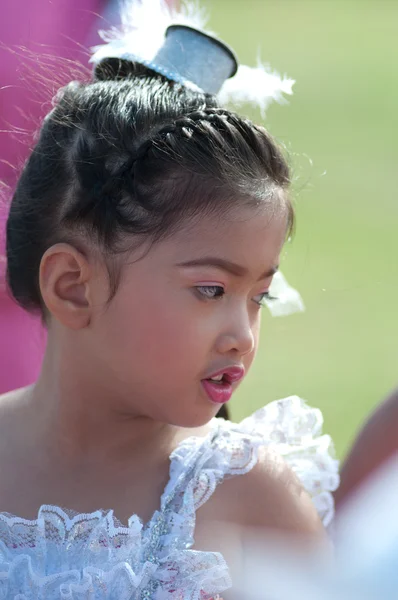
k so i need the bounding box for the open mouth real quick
[206,373,228,385]
[201,366,245,405]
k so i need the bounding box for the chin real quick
[167,405,220,429]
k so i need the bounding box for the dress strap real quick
[165,397,339,528]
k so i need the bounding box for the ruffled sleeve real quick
[212,396,340,528]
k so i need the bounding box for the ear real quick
[39,243,93,329]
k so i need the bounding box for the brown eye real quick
[196,285,225,300]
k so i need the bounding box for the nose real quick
[215,308,256,357]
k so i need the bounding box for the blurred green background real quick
[202,0,398,458]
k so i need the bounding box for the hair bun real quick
[94,58,164,83]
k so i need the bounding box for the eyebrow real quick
[176,257,279,281]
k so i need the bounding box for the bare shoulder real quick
[0,386,30,414]
[0,387,33,439]
[196,445,323,537]
[336,388,398,507]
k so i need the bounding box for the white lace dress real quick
[0,396,339,600]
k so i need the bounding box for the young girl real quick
[0,2,338,597]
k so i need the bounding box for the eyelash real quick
[195,286,278,307]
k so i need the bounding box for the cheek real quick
[103,286,210,368]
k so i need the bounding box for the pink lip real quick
[201,366,245,405]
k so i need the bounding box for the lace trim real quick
[0,503,231,600]
[172,397,339,527]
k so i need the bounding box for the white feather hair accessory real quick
[266,272,305,317]
[218,63,295,116]
[91,0,294,109]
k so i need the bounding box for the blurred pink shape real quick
[0,0,108,393]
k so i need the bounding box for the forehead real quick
[154,205,288,268]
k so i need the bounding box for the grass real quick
[201,0,398,458]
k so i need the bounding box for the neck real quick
[28,336,179,465]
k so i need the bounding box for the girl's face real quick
[89,206,288,427]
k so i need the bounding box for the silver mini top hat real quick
[152,25,238,94]
[94,24,238,95]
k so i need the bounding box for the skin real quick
[335,388,398,510]
[0,203,325,558]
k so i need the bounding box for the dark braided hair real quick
[6,65,293,314]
